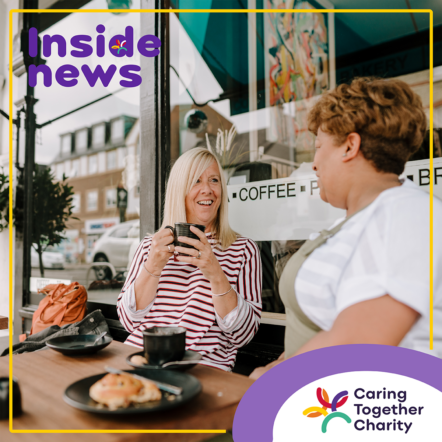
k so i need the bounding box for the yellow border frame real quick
[7,7,434,435]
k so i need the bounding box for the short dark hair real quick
[308,77,427,174]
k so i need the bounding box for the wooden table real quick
[0,341,253,442]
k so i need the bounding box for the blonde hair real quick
[160,147,238,249]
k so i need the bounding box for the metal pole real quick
[139,0,170,237]
[22,2,39,308]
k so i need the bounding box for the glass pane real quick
[61,134,71,155]
[107,150,117,170]
[31,1,141,308]
[92,124,105,147]
[88,155,98,175]
[75,129,88,153]
[105,188,117,208]
[169,3,440,316]
[87,191,98,211]
[111,119,124,142]
[72,194,81,213]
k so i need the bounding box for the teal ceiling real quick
[330,0,442,45]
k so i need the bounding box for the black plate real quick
[126,350,202,371]
[46,335,113,356]
[63,369,202,415]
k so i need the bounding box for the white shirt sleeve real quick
[214,291,244,332]
[336,193,433,318]
[212,239,262,346]
[125,280,156,319]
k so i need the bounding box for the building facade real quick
[50,115,139,263]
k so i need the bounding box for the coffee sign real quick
[227,158,442,241]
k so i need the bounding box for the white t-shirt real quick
[295,179,442,358]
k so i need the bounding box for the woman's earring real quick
[342,152,348,157]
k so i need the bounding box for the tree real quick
[0,166,77,277]
[31,166,77,277]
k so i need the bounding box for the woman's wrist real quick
[211,286,233,297]
[142,262,161,278]
[143,260,163,277]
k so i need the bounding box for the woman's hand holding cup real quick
[146,229,175,274]
[175,226,224,283]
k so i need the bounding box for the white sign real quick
[84,217,120,234]
[273,371,440,441]
[227,159,442,241]
[402,157,442,200]
[30,277,71,293]
[227,175,345,241]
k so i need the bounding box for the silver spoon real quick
[70,331,107,348]
[161,359,203,368]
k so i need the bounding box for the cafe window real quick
[88,155,98,175]
[17,0,440,347]
[105,188,117,209]
[86,190,98,212]
[28,3,142,319]
[167,1,440,322]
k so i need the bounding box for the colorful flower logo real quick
[303,387,351,433]
[111,39,127,54]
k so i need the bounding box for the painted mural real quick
[266,0,329,105]
[265,0,329,160]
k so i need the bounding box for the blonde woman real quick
[117,148,262,371]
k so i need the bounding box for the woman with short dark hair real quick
[251,77,442,379]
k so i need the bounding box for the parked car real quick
[31,246,65,270]
[92,220,140,280]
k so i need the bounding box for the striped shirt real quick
[117,233,262,371]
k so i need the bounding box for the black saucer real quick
[64,369,201,415]
[126,350,202,371]
[46,335,113,356]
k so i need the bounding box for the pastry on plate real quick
[89,372,161,410]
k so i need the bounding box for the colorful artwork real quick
[266,0,329,106]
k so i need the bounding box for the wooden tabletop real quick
[0,341,253,442]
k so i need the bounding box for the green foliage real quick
[32,166,78,276]
[0,166,78,276]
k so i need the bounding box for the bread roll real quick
[90,373,161,410]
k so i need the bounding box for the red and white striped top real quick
[117,234,262,371]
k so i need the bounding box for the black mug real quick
[0,377,22,420]
[142,326,186,366]
[165,223,205,254]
